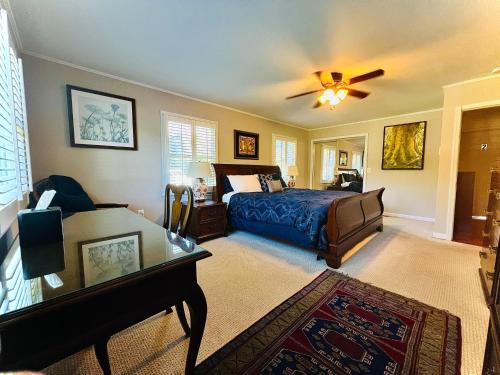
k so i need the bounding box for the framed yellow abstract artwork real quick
[382,121,426,170]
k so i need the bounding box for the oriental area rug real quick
[196,270,461,375]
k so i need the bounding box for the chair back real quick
[163,184,193,237]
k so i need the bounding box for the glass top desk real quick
[0,208,211,375]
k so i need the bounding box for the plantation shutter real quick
[9,49,31,194]
[321,146,336,182]
[194,121,217,186]
[164,113,218,187]
[0,11,17,205]
[273,135,297,181]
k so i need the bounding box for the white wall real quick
[23,55,309,223]
[309,110,443,220]
[434,74,500,238]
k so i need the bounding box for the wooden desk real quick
[0,208,211,374]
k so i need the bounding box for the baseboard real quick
[432,232,449,240]
[384,212,435,223]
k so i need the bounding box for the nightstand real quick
[186,201,227,244]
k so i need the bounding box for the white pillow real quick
[227,175,263,193]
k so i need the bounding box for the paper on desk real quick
[35,190,56,210]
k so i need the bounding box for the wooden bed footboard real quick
[324,188,385,268]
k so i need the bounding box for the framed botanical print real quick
[339,150,348,166]
[67,85,137,150]
[234,130,259,159]
[382,121,426,170]
[78,232,143,287]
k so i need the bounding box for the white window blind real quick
[9,49,31,194]
[273,135,297,181]
[0,9,31,207]
[0,10,16,205]
[321,146,336,183]
[352,151,363,176]
[163,113,217,186]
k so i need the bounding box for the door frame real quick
[445,99,500,240]
[309,133,368,191]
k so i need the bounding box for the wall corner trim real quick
[384,212,435,223]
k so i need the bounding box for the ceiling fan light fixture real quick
[336,87,348,100]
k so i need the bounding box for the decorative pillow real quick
[341,173,357,183]
[257,174,274,192]
[272,172,287,188]
[223,175,234,194]
[267,180,283,193]
[226,175,263,193]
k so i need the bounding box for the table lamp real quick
[187,161,212,202]
[287,165,299,188]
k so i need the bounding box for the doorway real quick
[453,107,500,245]
[310,135,367,192]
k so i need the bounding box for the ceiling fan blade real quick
[286,89,323,100]
[347,88,370,99]
[348,69,384,85]
[312,101,322,108]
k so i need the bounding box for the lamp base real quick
[288,176,296,188]
[193,178,208,202]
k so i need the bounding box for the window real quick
[162,112,217,187]
[321,146,336,183]
[0,9,31,208]
[352,151,363,176]
[272,134,297,181]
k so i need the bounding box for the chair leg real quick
[176,302,191,337]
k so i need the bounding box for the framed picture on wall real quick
[234,130,259,159]
[382,121,426,170]
[78,232,143,287]
[339,150,348,166]
[67,85,137,150]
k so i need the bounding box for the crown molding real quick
[22,50,310,132]
[1,0,22,51]
[308,108,443,131]
[442,73,500,89]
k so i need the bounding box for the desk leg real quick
[95,336,112,375]
[176,302,191,337]
[184,284,207,375]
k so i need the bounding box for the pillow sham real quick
[267,179,283,193]
[226,175,263,193]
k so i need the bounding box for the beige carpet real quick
[44,216,488,375]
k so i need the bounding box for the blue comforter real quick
[227,188,356,250]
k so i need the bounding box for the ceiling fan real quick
[286,69,384,109]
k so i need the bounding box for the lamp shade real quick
[187,161,211,178]
[287,165,299,176]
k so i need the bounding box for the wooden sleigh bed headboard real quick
[212,163,281,202]
[211,163,384,269]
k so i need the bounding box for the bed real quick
[213,163,385,268]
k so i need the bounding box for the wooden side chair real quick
[163,184,194,336]
[163,184,193,237]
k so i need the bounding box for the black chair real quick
[30,175,128,217]
[163,184,194,336]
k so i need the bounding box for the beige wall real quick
[23,55,309,223]
[310,110,443,219]
[312,139,364,190]
[434,75,500,237]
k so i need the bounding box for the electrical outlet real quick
[137,209,145,217]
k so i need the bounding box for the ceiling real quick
[9,0,500,129]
